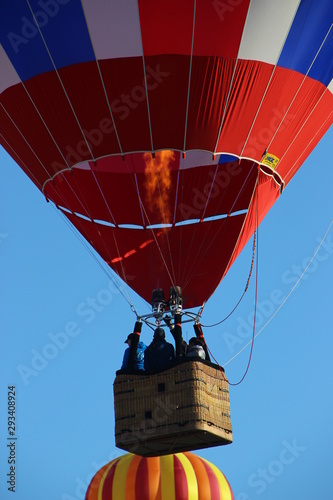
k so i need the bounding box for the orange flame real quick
[144,150,174,224]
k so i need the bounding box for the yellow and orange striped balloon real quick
[85,452,233,500]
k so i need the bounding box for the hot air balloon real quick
[1,0,333,455]
[85,451,234,500]
[1,0,333,309]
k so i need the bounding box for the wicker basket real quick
[113,359,232,456]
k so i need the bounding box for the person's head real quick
[189,337,202,347]
[153,327,165,341]
[124,333,136,346]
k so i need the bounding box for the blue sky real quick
[1,126,333,500]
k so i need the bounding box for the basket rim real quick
[115,357,225,377]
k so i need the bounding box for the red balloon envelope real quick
[85,452,233,500]
[1,1,333,307]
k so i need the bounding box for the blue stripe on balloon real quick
[218,154,239,165]
[0,0,95,82]
[278,0,333,86]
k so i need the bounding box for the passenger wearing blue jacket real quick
[144,327,175,373]
[121,333,146,371]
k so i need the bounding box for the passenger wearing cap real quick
[121,333,146,371]
[144,327,175,373]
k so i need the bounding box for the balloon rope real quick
[181,161,257,295]
[31,0,136,290]
[182,0,196,152]
[240,5,329,161]
[238,8,296,159]
[214,1,300,156]
[0,102,53,184]
[52,166,133,300]
[201,164,259,328]
[227,186,259,386]
[213,57,239,155]
[204,344,229,384]
[88,169,135,292]
[93,60,123,154]
[0,126,40,186]
[223,218,333,369]
[155,170,177,284]
[267,23,333,153]
[130,178,179,292]
[52,204,136,309]
[282,108,333,184]
[202,186,259,386]
[26,0,97,163]
[24,0,137,290]
[136,0,155,152]
[201,227,256,328]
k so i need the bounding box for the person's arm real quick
[121,348,129,369]
[193,323,211,361]
[135,345,145,370]
[127,320,142,370]
[169,343,175,359]
[198,346,206,359]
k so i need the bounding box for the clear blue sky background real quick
[1,127,332,500]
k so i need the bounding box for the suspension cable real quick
[223,218,333,369]
[202,226,257,328]
[228,186,259,386]
[202,165,260,328]
[202,185,259,386]
[52,203,137,312]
